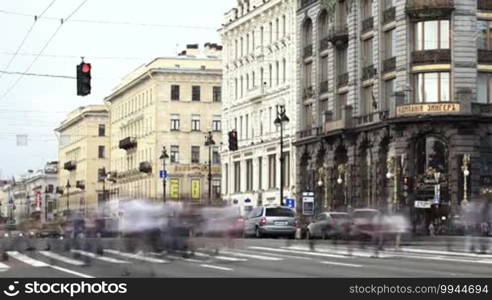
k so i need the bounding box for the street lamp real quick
[274,104,289,206]
[337,164,347,208]
[159,147,169,204]
[205,132,216,206]
[462,154,471,206]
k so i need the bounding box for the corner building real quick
[295,0,492,232]
[105,45,223,204]
[220,0,298,213]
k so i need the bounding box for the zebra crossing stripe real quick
[71,250,129,264]
[0,262,10,271]
[219,250,283,261]
[6,251,49,267]
[39,251,85,266]
[104,249,169,263]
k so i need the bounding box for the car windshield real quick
[352,211,378,219]
[265,208,295,217]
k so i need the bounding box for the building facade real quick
[296,0,492,232]
[56,106,110,217]
[23,162,59,223]
[221,0,298,214]
[105,44,223,204]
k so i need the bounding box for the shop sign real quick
[397,103,460,116]
[191,180,200,199]
[170,179,180,199]
[415,200,432,209]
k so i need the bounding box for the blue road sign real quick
[159,170,168,179]
[285,198,296,209]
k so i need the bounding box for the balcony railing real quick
[472,103,492,114]
[319,80,329,94]
[383,57,397,73]
[337,73,349,88]
[412,49,451,65]
[119,137,137,151]
[63,161,77,171]
[304,44,313,58]
[323,106,353,133]
[478,0,492,10]
[327,25,349,49]
[139,162,152,174]
[353,111,389,127]
[382,7,396,25]
[362,17,374,33]
[320,37,330,52]
[297,127,321,139]
[303,86,314,99]
[478,49,492,64]
[362,65,377,81]
[406,0,455,20]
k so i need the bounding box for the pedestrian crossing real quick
[1,243,492,277]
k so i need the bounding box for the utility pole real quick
[205,132,216,206]
[160,147,169,204]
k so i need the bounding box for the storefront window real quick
[415,72,450,103]
[416,136,448,174]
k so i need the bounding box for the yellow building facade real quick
[55,105,110,216]
[105,44,223,204]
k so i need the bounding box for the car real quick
[196,206,245,237]
[36,222,64,238]
[350,208,384,240]
[306,212,350,240]
[244,206,297,239]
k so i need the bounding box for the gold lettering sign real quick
[170,179,180,199]
[397,103,460,116]
[191,180,201,199]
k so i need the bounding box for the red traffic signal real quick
[81,63,91,73]
[77,62,92,96]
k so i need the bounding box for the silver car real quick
[244,206,297,238]
[306,212,350,240]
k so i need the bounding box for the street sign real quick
[159,170,168,179]
[285,198,296,209]
[415,200,432,209]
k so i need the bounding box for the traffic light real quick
[77,62,92,96]
[228,130,238,151]
[402,176,412,199]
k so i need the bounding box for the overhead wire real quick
[0,0,89,101]
[0,0,57,81]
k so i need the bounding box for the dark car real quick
[306,212,350,239]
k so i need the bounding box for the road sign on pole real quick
[285,198,296,209]
[159,170,168,179]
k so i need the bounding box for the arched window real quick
[303,18,313,47]
[318,10,329,39]
[415,136,448,174]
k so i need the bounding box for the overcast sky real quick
[0,0,230,178]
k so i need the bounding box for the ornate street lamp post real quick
[274,105,289,206]
[462,154,471,206]
[159,147,169,204]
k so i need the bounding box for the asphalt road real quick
[0,237,491,278]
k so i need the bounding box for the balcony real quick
[319,80,329,94]
[63,161,77,171]
[319,37,330,52]
[362,65,377,81]
[382,7,396,25]
[327,25,349,49]
[383,57,397,73]
[322,106,353,134]
[478,49,492,64]
[406,0,455,20]
[304,44,313,58]
[337,73,349,88]
[303,86,314,99]
[119,137,137,151]
[300,0,318,9]
[297,127,321,140]
[412,49,451,65]
[478,0,492,10]
[139,161,152,174]
[353,111,389,127]
[361,17,374,34]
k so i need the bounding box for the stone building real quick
[56,105,110,217]
[295,0,492,232]
[220,0,298,214]
[105,44,222,204]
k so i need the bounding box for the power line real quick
[0,9,217,31]
[0,51,146,61]
[0,0,57,81]
[0,0,89,101]
[0,70,75,79]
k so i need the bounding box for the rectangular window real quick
[170,146,179,163]
[362,38,373,66]
[98,146,105,159]
[212,116,221,132]
[258,157,263,190]
[171,114,180,131]
[192,86,201,101]
[362,85,374,115]
[336,93,347,120]
[191,146,200,164]
[246,159,253,191]
[213,86,222,102]
[384,79,395,110]
[234,161,241,193]
[415,20,450,50]
[98,124,105,137]
[362,0,372,18]
[245,114,249,140]
[478,73,492,103]
[477,20,492,50]
[337,48,348,74]
[213,148,221,164]
[171,85,180,101]
[414,72,450,103]
[320,56,328,82]
[191,115,201,131]
[385,29,396,59]
[268,154,276,189]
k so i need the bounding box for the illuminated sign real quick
[191,180,200,199]
[397,103,460,116]
[170,179,180,199]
